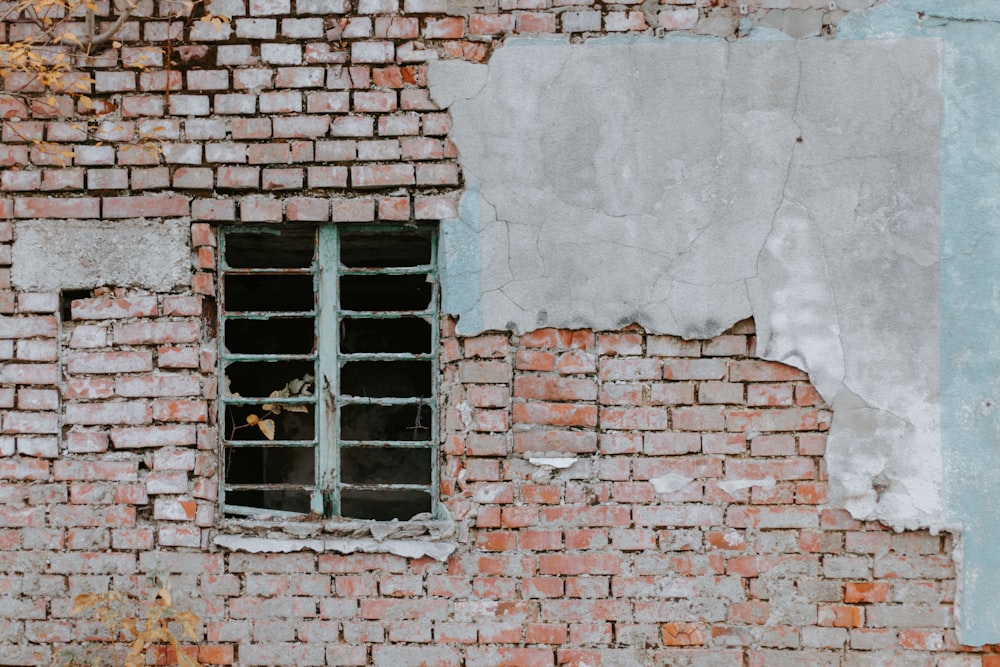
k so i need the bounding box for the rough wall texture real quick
[1,0,998,661]
[1,308,993,665]
[430,37,942,534]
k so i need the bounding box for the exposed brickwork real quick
[0,0,990,664]
[0,252,993,665]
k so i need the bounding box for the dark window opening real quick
[339,274,433,312]
[340,317,432,354]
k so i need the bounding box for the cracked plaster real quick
[431,38,942,535]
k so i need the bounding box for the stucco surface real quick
[839,0,1000,646]
[12,219,192,292]
[431,38,942,530]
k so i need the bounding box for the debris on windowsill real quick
[213,513,457,561]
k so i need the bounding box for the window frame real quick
[218,223,440,521]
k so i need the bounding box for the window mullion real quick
[316,225,340,516]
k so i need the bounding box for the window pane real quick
[339,274,432,311]
[225,229,315,268]
[341,361,432,398]
[226,446,315,485]
[341,446,432,485]
[340,232,432,268]
[340,403,432,442]
[225,317,315,355]
[226,490,312,515]
[225,405,315,442]
[340,317,432,354]
[340,488,431,521]
[224,274,315,312]
[224,360,315,398]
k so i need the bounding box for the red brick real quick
[102,195,189,218]
[729,360,809,382]
[747,382,795,407]
[662,622,707,647]
[113,321,200,345]
[469,13,515,35]
[844,582,889,603]
[725,408,828,432]
[331,198,375,222]
[423,17,465,38]
[662,359,727,380]
[66,351,153,374]
[351,164,414,188]
[14,197,100,219]
[818,605,863,628]
[600,407,668,431]
[514,376,597,402]
[0,316,57,339]
[600,358,660,381]
[71,297,158,319]
[466,647,554,667]
[516,350,556,371]
[514,402,597,428]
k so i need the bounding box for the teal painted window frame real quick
[219,224,439,520]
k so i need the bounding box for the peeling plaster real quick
[431,38,942,537]
[650,473,693,494]
[717,477,777,495]
[839,0,1000,646]
[527,457,578,469]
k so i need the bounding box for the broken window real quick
[220,225,439,521]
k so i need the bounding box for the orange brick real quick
[844,582,889,603]
[818,605,863,628]
[661,622,707,646]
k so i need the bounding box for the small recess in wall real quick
[61,289,91,321]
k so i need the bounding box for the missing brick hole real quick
[61,289,91,321]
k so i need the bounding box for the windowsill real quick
[213,515,457,561]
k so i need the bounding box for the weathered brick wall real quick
[1,302,994,665]
[1,0,995,664]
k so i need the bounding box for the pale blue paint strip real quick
[439,184,484,335]
[842,1,1000,645]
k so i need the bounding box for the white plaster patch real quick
[527,457,578,469]
[431,38,943,531]
[717,477,777,494]
[12,219,192,292]
[650,473,693,494]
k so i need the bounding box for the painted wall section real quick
[839,0,1000,647]
[430,38,943,535]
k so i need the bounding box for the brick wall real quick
[1,303,995,665]
[1,0,995,664]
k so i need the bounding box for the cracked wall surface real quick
[430,38,942,533]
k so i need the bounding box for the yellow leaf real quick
[258,419,276,440]
[245,413,259,426]
[285,404,309,414]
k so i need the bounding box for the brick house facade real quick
[1,0,997,664]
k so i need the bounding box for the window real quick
[219,225,439,521]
